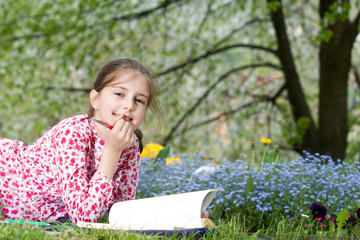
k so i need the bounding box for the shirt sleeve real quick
[53,126,115,223]
[112,134,141,202]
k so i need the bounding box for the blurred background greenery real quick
[1,0,359,162]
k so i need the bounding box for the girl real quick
[0,58,163,224]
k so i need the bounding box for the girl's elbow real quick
[69,206,105,224]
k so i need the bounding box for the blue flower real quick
[136,151,360,227]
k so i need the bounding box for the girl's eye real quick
[136,99,145,105]
[115,93,124,97]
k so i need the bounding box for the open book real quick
[77,188,220,232]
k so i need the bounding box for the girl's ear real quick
[89,89,100,110]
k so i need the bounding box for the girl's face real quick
[90,71,150,130]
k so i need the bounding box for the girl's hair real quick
[88,58,165,152]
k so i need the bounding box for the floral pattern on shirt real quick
[0,115,141,223]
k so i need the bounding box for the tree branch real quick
[161,62,281,145]
[159,15,270,93]
[212,18,269,50]
[113,0,182,21]
[4,0,182,42]
[268,0,318,150]
[350,9,360,39]
[177,101,259,136]
[157,43,278,76]
[0,1,117,27]
[176,83,286,136]
[354,9,360,27]
[187,0,214,55]
[5,33,47,42]
[352,64,360,88]
[45,86,90,93]
[158,0,215,93]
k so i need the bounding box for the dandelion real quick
[141,143,164,159]
[141,143,182,166]
[261,138,272,144]
[165,156,182,166]
[260,138,272,170]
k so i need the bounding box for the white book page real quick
[108,189,219,230]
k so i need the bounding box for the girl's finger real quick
[119,121,130,134]
[126,124,135,141]
[201,212,209,218]
[112,118,126,133]
[118,122,134,146]
[110,114,125,126]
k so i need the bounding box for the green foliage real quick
[0,224,51,240]
[155,146,170,162]
[276,104,310,153]
[146,146,170,169]
[267,1,281,12]
[316,1,351,43]
[336,208,349,234]
[0,0,359,160]
[245,175,253,198]
[2,213,360,239]
[315,27,333,43]
[288,117,311,146]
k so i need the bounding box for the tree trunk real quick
[318,0,359,161]
[267,0,318,153]
[269,0,359,161]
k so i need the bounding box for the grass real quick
[1,215,360,240]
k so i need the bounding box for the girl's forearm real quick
[97,146,123,180]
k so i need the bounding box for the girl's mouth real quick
[123,116,132,122]
[113,113,132,122]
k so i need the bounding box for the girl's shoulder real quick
[56,115,90,127]
[49,115,93,139]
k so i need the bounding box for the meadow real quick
[1,139,360,239]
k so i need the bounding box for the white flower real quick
[194,165,220,175]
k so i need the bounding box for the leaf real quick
[336,208,349,233]
[267,1,281,12]
[146,146,170,169]
[155,146,170,162]
[245,175,253,198]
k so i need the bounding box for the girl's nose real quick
[124,99,135,111]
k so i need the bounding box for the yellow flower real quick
[141,143,182,166]
[140,143,164,159]
[165,156,182,166]
[261,138,272,144]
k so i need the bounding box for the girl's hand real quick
[104,115,135,153]
[201,211,209,218]
[98,115,135,179]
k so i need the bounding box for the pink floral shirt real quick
[0,115,141,223]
